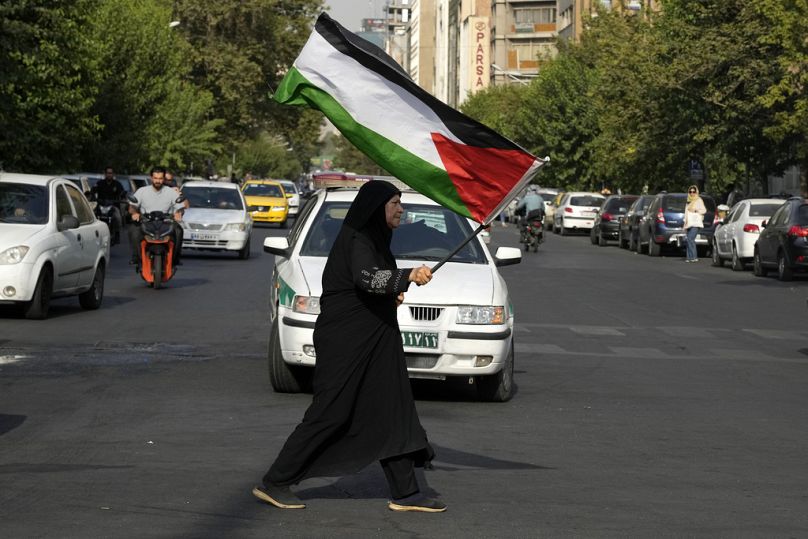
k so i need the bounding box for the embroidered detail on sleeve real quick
[371,270,392,289]
[392,269,404,291]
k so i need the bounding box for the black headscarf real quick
[342,180,401,266]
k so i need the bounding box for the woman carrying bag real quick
[684,185,707,262]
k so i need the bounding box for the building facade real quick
[491,1,558,86]
[407,0,437,93]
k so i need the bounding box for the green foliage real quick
[464,1,805,196]
[0,0,102,172]
[229,132,302,179]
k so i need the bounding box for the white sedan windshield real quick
[0,183,49,225]
[300,201,487,264]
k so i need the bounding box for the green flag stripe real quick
[274,67,472,219]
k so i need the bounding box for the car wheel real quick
[559,219,567,236]
[648,239,661,257]
[753,248,767,277]
[777,251,793,281]
[590,227,598,245]
[598,231,607,247]
[238,238,251,260]
[22,266,53,320]
[711,239,724,267]
[78,262,105,310]
[731,243,744,272]
[268,316,311,393]
[476,340,514,403]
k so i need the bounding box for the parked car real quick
[637,192,717,257]
[278,180,302,217]
[0,173,109,319]
[753,197,808,281]
[180,181,252,259]
[552,192,605,235]
[544,192,565,231]
[242,179,289,227]
[262,181,523,401]
[591,195,638,247]
[712,198,784,271]
[618,194,655,250]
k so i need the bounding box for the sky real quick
[323,0,383,31]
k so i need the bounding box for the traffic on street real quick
[2,209,807,536]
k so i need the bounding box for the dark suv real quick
[753,197,808,281]
[590,195,638,247]
[637,193,717,256]
[620,194,655,251]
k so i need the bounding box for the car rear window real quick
[749,203,783,217]
[243,183,283,198]
[0,183,48,225]
[604,197,637,213]
[539,193,555,202]
[301,201,487,264]
[183,187,243,210]
[797,205,808,225]
[570,196,604,207]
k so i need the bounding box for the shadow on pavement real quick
[0,414,26,436]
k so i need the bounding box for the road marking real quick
[658,326,715,339]
[742,329,808,340]
[570,326,625,336]
[0,355,27,365]
[609,347,663,358]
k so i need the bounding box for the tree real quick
[0,0,102,172]
[331,133,390,175]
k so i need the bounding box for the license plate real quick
[190,233,217,240]
[401,331,438,349]
[583,212,596,217]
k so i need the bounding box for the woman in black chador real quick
[253,180,446,513]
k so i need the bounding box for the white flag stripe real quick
[295,30,462,170]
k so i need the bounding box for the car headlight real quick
[293,295,321,315]
[0,245,29,265]
[456,306,506,325]
[224,223,246,231]
[271,206,287,212]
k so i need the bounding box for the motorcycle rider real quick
[91,167,126,239]
[516,187,545,243]
[128,166,185,268]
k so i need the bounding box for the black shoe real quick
[388,495,447,513]
[252,484,305,509]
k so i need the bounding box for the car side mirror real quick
[58,214,80,231]
[494,246,521,267]
[761,220,767,228]
[175,195,186,204]
[264,236,291,257]
[126,194,139,205]
[84,190,96,201]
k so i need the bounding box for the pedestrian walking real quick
[253,180,447,513]
[684,184,706,262]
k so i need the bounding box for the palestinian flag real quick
[273,12,546,224]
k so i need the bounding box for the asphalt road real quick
[1,220,807,538]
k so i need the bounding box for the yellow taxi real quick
[242,180,289,227]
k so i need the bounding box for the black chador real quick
[255,181,444,512]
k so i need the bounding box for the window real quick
[570,196,605,207]
[300,201,486,264]
[56,185,73,222]
[0,183,49,225]
[183,187,244,210]
[749,203,784,218]
[514,8,556,25]
[243,183,284,198]
[729,205,743,223]
[65,185,95,224]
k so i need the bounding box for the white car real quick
[553,192,605,234]
[180,181,253,259]
[0,173,109,319]
[263,183,523,402]
[712,198,785,271]
[278,180,301,216]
